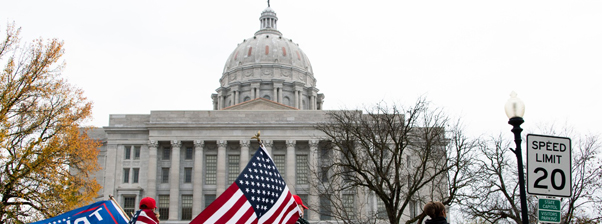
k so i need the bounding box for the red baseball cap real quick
[293,195,308,209]
[139,197,156,209]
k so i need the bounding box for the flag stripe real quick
[111,200,130,223]
[191,146,300,224]
[135,215,156,224]
[263,192,292,223]
[259,185,291,223]
[193,183,240,223]
[236,206,256,224]
[276,195,299,224]
[280,201,300,224]
[206,187,244,223]
[215,193,250,223]
[102,203,119,224]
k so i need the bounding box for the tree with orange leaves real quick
[0,22,101,223]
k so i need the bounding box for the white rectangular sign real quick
[527,134,571,197]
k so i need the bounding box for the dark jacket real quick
[296,217,310,224]
[425,216,449,224]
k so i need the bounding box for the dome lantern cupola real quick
[256,7,282,36]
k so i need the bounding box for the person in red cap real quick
[293,195,309,224]
[129,197,160,224]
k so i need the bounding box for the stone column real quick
[273,81,283,104]
[216,140,227,196]
[192,140,204,216]
[235,91,239,104]
[240,140,250,172]
[308,140,320,221]
[286,140,296,194]
[278,88,282,103]
[263,140,273,157]
[294,91,299,109]
[357,186,366,219]
[147,140,158,198]
[104,144,118,198]
[217,93,222,109]
[168,140,181,221]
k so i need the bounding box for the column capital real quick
[309,139,319,148]
[171,140,181,148]
[218,140,227,148]
[240,140,250,148]
[148,140,158,148]
[263,140,273,148]
[286,140,296,148]
[194,140,204,149]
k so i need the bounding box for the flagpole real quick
[109,195,131,221]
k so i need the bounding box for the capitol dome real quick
[212,7,324,111]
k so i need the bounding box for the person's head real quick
[293,195,308,216]
[139,197,157,210]
[423,201,446,218]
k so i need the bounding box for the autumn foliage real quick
[0,23,101,223]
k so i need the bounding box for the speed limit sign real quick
[527,134,571,197]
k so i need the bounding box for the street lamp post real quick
[505,91,529,224]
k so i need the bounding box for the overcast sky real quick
[2,0,601,137]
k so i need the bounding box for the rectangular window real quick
[132,168,139,183]
[228,155,240,184]
[320,195,331,220]
[273,155,285,177]
[181,195,193,220]
[185,147,193,160]
[134,146,141,160]
[321,167,329,183]
[162,147,171,160]
[205,155,217,185]
[123,168,130,183]
[343,194,355,219]
[161,168,169,183]
[296,155,308,185]
[123,196,136,216]
[184,167,192,183]
[158,195,169,220]
[124,146,131,160]
[204,195,216,209]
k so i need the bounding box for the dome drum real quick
[220,65,316,88]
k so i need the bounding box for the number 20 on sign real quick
[527,134,572,197]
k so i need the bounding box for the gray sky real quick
[2,0,601,137]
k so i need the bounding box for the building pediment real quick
[221,98,298,111]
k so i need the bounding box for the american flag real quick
[128,209,159,224]
[190,146,301,224]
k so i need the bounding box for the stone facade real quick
[92,6,431,224]
[92,108,331,222]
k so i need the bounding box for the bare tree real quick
[310,98,478,224]
[458,125,602,224]
[457,135,531,224]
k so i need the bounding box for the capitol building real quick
[91,6,428,223]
